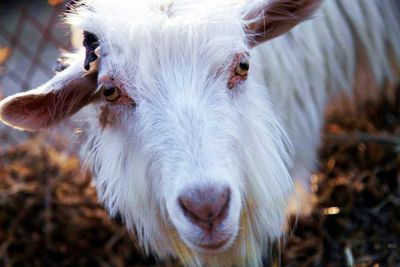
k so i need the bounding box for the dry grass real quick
[280,84,400,266]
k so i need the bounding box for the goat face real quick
[85,20,252,256]
[0,0,320,265]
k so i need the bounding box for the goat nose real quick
[178,187,231,231]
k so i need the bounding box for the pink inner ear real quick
[246,0,321,47]
[0,74,98,131]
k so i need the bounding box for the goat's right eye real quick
[102,86,121,102]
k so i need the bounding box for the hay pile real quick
[0,85,399,267]
[0,137,157,267]
[281,85,400,266]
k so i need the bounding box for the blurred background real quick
[0,0,73,146]
[0,0,71,95]
[0,1,399,267]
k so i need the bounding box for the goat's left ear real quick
[244,0,321,47]
[0,60,98,131]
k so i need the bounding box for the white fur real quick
[60,1,400,266]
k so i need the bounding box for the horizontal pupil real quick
[103,88,115,97]
[239,62,249,70]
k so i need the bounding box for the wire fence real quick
[0,0,74,146]
[0,0,72,96]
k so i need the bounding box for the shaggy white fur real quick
[0,1,399,266]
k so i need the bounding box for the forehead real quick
[69,0,247,61]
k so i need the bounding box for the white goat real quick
[0,0,399,266]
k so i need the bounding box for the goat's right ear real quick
[244,0,321,47]
[0,61,98,131]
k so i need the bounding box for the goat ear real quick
[0,61,98,131]
[244,0,321,47]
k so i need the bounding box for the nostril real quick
[178,187,231,230]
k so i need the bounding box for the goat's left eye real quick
[235,60,249,76]
[102,86,121,102]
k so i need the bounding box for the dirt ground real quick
[279,85,400,266]
[0,85,399,266]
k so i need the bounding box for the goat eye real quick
[102,86,121,102]
[235,60,249,76]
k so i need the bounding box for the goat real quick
[0,0,399,266]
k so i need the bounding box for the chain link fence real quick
[0,0,72,96]
[0,0,75,145]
